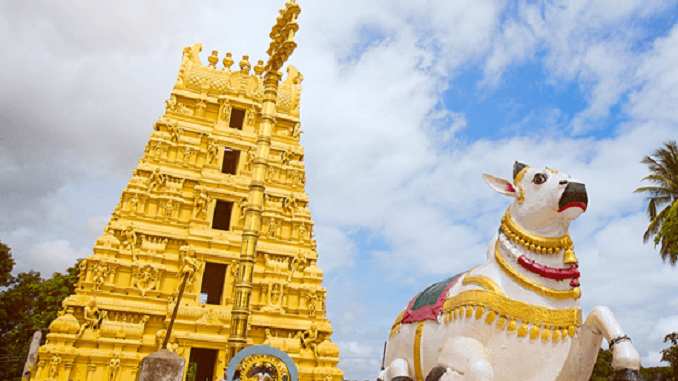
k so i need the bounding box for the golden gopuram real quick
[30,2,343,381]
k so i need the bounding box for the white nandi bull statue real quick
[379,162,641,381]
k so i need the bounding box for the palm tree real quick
[634,140,678,265]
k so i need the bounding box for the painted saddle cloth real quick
[401,272,464,324]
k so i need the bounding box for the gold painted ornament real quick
[500,211,579,264]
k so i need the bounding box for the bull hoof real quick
[425,366,447,381]
[392,377,414,381]
[611,368,643,381]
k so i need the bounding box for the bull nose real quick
[559,182,588,212]
[566,182,586,198]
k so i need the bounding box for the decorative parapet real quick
[174,43,302,117]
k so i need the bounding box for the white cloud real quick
[629,24,678,125]
[483,0,670,133]
[315,225,357,271]
[643,351,664,367]
[21,240,88,276]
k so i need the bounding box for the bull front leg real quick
[559,306,641,381]
[426,336,492,381]
[586,306,641,380]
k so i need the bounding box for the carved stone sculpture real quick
[298,324,322,362]
[178,244,202,292]
[291,122,301,138]
[167,122,180,144]
[77,299,106,338]
[122,225,138,261]
[193,189,210,219]
[194,99,207,118]
[206,139,219,165]
[219,101,232,122]
[133,264,160,296]
[90,262,110,291]
[147,168,166,193]
[108,354,120,381]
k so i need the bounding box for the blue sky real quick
[1,1,678,380]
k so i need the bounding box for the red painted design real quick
[558,201,587,212]
[505,183,516,193]
[517,255,580,281]
[401,275,462,324]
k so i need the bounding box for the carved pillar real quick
[227,0,300,360]
[227,70,280,358]
[86,362,97,381]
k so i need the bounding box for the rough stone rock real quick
[138,350,185,381]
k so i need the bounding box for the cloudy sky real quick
[1,0,678,379]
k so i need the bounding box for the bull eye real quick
[532,173,548,185]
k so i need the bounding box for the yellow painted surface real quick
[30,18,342,381]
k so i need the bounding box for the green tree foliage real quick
[590,348,613,381]
[0,241,80,381]
[0,241,15,286]
[635,140,678,265]
[590,347,675,381]
[662,332,678,381]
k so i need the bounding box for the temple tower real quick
[29,2,343,381]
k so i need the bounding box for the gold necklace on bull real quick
[497,211,581,300]
[500,211,578,265]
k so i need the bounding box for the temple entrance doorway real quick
[187,348,218,381]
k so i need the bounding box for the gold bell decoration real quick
[563,248,578,265]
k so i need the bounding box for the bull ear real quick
[482,174,517,198]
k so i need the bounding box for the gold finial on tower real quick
[223,51,234,70]
[254,59,265,76]
[208,50,219,68]
[239,55,251,74]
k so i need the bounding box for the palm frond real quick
[634,185,671,193]
[642,197,673,243]
[639,141,678,264]
[640,174,675,188]
[646,198,657,221]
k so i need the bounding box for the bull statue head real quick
[483,161,588,237]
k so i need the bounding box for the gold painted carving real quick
[193,188,210,219]
[206,138,219,165]
[443,289,581,343]
[121,224,138,260]
[107,354,120,381]
[238,354,290,381]
[501,212,573,255]
[297,323,323,362]
[48,355,61,380]
[413,322,424,381]
[389,310,405,338]
[147,168,167,193]
[132,264,160,296]
[77,299,107,338]
[89,262,111,291]
[462,275,503,294]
